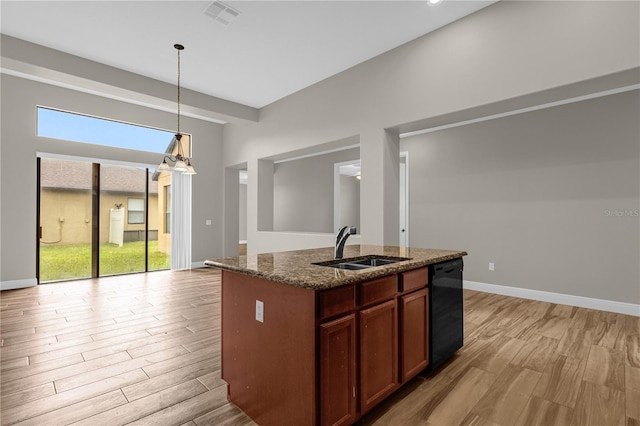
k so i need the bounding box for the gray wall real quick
[223,1,639,168]
[273,148,359,233]
[224,0,639,253]
[220,1,639,304]
[340,176,360,232]
[0,74,224,284]
[401,91,639,304]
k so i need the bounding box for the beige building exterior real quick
[39,158,159,245]
[156,171,170,254]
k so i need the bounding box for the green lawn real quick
[39,240,170,282]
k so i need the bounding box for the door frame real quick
[400,151,409,247]
[37,152,161,283]
[332,154,409,244]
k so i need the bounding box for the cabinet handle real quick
[353,386,356,398]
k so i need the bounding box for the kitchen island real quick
[205,245,467,426]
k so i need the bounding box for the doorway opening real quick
[400,151,409,247]
[334,159,361,234]
[239,169,248,255]
[332,153,409,245]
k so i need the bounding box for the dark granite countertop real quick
[204,245,467,290]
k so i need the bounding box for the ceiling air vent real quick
[203,1,241,25]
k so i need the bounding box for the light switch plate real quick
[256,300,264,323]
[206,219,212,225]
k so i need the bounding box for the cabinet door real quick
[400,288,429,383]
[360,299,398,414]
[320,314,357,426]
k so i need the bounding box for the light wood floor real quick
[0,269,638,425]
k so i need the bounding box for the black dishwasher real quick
[429,258,464,370]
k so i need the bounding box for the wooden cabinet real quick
[400,288,429,382]
[319,270,431,422]
[359,299,399,413]
[360,275,397,306]
[222,263,444,426]
[400,267,428,293]
[221,271,317,426]
[320,314,357,426]
[319,284,355,320]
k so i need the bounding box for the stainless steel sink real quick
[314,256,411,270]
[348,258,401,267]
[328,263,371,270]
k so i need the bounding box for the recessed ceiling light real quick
[428,0,443,5]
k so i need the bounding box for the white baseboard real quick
[1,278,38,291]
[191,261,206,269]
[464,280,640,317]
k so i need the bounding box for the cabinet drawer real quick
[319,284,356,320]
[360,275,397,306]
[400,267,428,293]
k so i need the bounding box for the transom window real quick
[37,106,181,154]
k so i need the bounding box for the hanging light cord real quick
[174,44,185,159]
[176,45,181,135]
[158,43,195,174]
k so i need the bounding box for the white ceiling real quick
[1,1,495,109]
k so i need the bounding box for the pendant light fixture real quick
[158,44,196,175]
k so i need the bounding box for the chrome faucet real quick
[335,226,356,259]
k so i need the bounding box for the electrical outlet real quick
[206,219,212,225]
[489,262,495,271]
[256,300,264,323]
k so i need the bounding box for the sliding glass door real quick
[38,158,93,282]
[38,158,169,282]
[99,164,147,276]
